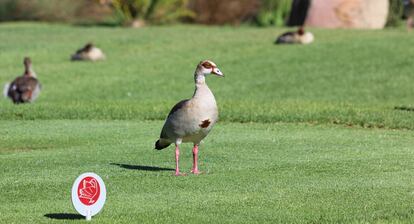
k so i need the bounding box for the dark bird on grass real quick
[154,60,224,176]
[275,26,314,45]
[71,43,105,61]
[3,57,41,104]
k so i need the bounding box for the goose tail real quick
[155,139,171,150]
[3,83,9,98]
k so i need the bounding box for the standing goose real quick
[155,60,224,176]
[275,26,314,45]
[71,43,106,61]
[4,57,41,104]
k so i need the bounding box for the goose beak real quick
[212,67,224,77]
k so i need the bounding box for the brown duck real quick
[4,57,41,104]
[71,43,106,61]
[275,26,314,45]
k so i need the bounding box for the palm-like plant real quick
[256,0,292,27]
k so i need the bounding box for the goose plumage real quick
[275,26,314,45]
[71,43,105,61]
[155,60,224,176]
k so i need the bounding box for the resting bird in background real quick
[155,60,224,176]
[71,43,106,61]
[275,26,314,45]
[4,57,41,104]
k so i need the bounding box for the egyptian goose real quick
[155,60,224,176]
[275,26,314,45]
[71,43,106,61]
[4,57,41,104]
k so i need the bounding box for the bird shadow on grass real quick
[110,163,174,171]
[395,106,414,112]
[44,213,84,220]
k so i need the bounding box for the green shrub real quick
[386,0,404,27]
[111,0,194,26]
[256,0,291,27]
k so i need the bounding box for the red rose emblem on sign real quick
[77,176,100,206]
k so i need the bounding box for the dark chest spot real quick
[199,119,211,128]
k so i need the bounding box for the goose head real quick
[196,60,224,77]
[76,43,94,54]
[297,27,314,44]
[297,26,305,36]
[82,43,94,52]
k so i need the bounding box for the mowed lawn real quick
[0,23,414,128]
[1,120,414,223]
[1,23,414,223]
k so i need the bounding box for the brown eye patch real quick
[202,62,213,69]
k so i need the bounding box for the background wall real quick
[305,0,389,29]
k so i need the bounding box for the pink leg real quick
[175,144,185,176]
[191,144,201,174]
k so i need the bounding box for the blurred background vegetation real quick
[0,0,406,27]
[386,0,404,27]
[255,0,291,27]
[111,0,195,27]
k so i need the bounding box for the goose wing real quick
[160,99,190,139]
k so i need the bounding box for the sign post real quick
[71,172,106,221]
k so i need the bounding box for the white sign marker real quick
[71,172,106,221]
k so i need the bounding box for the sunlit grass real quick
[1,120,414,223]
[1,23,414,223]
[1,23,414,129]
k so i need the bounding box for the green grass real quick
[1,120,414,223]
[1,23,414,223]
[1,23,414,129]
